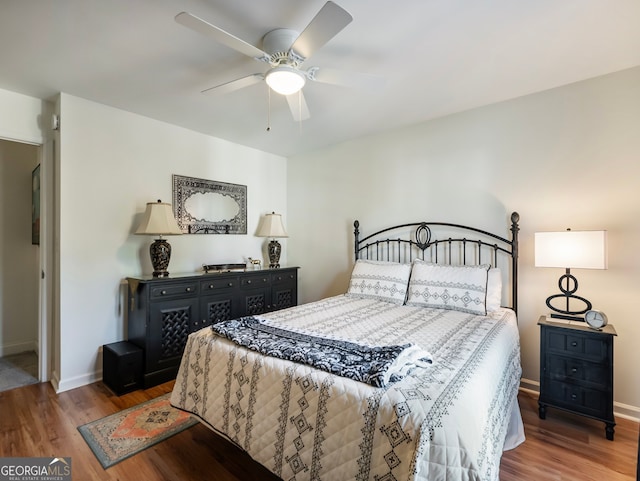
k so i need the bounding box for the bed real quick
[171,212,524,481]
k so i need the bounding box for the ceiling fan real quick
[175,1,370,121]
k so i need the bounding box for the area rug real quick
[78,393,198,468]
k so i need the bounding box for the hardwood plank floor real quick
[0,381,637,480]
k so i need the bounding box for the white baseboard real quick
[54,370,101,394]
[0,340,38,357]
[519,377,539,393]
[612,401,640,422]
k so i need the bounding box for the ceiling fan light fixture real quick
[265,66,306,95]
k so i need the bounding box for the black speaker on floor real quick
[102,341,143,395]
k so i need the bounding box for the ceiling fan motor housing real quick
[262,28,303,64]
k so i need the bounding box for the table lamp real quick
[256,212,288,268]
[135,200,182,277]
[534,229,607,320]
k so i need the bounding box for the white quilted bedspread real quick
[171,295,523,481]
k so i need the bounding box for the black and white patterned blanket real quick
[211,316,432,387]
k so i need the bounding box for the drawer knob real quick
[247,280,251,284]
[228,282,233,287]
[263,278,268,282]
[161,290,167,295]
[571,368,578,374]
[277,276,282,281]
[571,393,577,400]
[571,341,578,347]
[209,284,214,289]
[186,287,192,292]
[194,321,199,326]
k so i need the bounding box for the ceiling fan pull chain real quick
[298,90,303,134]
[267,84,271,132]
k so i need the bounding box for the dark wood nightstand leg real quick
[605,423,615,441]
[538,403,546,420]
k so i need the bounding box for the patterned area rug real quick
[78,393,198,468]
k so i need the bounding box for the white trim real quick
[0,341,38,357]
[519,377,539,393]
[54,370,101,393]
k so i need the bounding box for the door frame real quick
[37,137,54,382]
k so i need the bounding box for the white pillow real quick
[486,268,502,312]
[347,260,412,305]
[406,261,490,315]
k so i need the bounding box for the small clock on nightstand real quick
[584,309,609,330]
[537,315,617,440]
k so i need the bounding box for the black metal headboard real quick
[354,212,520,313]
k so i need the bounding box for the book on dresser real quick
[124,267,299,389]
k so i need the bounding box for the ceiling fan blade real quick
[286,91,311,121]
[175,12,269,61]
[308,67,384,90]
[290,1,353,60]
[201,74,264,95]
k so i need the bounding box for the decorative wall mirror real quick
[172,174,247,234]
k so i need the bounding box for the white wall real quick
[0,140,39,356]
[288,66,640,417]
[55,93,287,391]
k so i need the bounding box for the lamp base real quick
[548,313,585,322]
[267,239,281,269]
[150,238,172,277]
[545,269,591,321]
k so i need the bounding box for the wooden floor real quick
[0,381,637,481]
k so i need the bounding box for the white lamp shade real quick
[135,200,182,235]
[256,212,288,238]
[265,66,306,95]
[534,230,607,269]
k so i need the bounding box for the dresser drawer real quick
[545,379,609,418]
[240,273,270,288]
[547,354,609,387]
[546,329,608,361]
[150,282,198,299]
[271,271,297,285]
[200,276,238,292]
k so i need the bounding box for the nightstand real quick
[538,315,617,440]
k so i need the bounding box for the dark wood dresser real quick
[126,267,298,388]
[538,315,617,440]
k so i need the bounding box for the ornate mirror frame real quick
[172,174,247,234]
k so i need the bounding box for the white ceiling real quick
[1,0,639,157]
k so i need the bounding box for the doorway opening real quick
[0,139,43,392]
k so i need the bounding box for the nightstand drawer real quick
[547,354,609,387]
[547,329,607,361]
[546,379,609,417]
